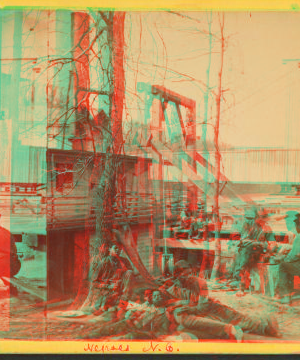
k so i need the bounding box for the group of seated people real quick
[80,240,280,341]
[77,207,300,340]
[169,206,221,241]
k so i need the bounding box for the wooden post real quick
[210,13,225,281]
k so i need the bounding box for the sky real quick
[223,12,300,149]
[0,10,299,188]
[1,10,300,151]
[124,11,300,150]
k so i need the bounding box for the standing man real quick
[282,211,297,245]
[275,212,300,303]
[229,208,273,289]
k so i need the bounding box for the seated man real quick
[174,215,192,240]
[81,244,133,314]
[121,289,153,321]
[275,212,300,303]
[160,260,279,340]
[189,216,204,240]
[97,289,173,339]
[88,289,153,326]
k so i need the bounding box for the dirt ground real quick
[1,285,300,342]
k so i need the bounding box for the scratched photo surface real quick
[1,9,300,345]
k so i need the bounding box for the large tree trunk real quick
[73,12,161,310]
[72,12,124,308]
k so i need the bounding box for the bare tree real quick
[19,10,230,304]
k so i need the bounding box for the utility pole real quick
[211,13,225,281]
[199,13,213,278]
[202,14,213,218]
[10,11,23,228]
[282,58,300,183]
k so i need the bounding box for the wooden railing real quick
[47,192,161,230]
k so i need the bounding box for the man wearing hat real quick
[275,212,300,302]
[229,207,274,288]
